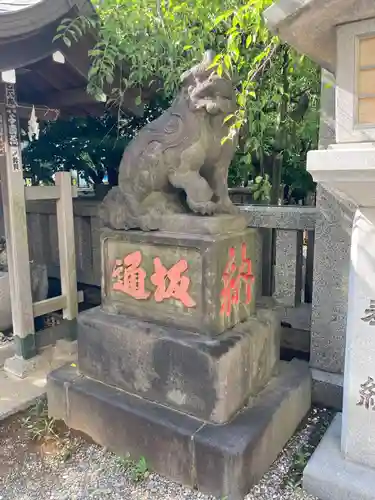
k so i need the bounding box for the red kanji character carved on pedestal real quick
[220,247,238,316]
[220,243,255,317]
[151,257,196,308]
[111,250,150,300]
[238,242,255,304]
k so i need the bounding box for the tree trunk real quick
[270,45,289,205]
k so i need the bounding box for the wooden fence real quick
[26,198,316,324]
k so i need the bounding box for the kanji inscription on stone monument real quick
[361,300,375,325]
[220,243,255,317]
[112,251,150,300]
[4,83,21,172]
[357,376,375,410]
[111,250,196,308]
[151,257,196,307]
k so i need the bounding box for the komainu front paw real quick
[138,214,160,231]
[215,200,240,215]
[187,198,217,215]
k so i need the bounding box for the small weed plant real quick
[22,397,75,462]
[116,454,149,482]
[22,397,59,441]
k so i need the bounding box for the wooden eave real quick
[0,0,146,117]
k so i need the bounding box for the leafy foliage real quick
[54,0,320,200]
[115,454,150,482]
[22,97,169,186]
[249,174,271,202]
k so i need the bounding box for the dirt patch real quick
[0,404,85,483]
[0,413,39,478]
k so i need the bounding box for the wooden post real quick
[55,172,78,320]
[0,82,36,359]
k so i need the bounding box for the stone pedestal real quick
[77,306,279,424]
[49,359,310,499]
[304,208,375,499]
[101,226,260,335]
[48,217,310,498]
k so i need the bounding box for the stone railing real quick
[26,199,316,320]
[242,206,317,345]
[242,205,317,304]
[228,187,254,205]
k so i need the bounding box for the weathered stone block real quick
[101,228,260,335]
[194,360,311,498]
[304,414,375,500]
[310,185,355,374]
[48,360,311,499]
[311,368,343,410]
[156,213,248,235]
[48,365,200,488]
[77,306,279,424]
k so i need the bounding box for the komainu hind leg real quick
[99,187,139,229]
[100,187,186,231]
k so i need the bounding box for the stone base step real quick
[48,359,311,499]
[303,414,375,500]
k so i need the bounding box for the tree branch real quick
[156,0,165,26]
[250,42,278,84]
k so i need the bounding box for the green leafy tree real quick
[22,97,169,187]
[23,115,124,186]
[55,0,320,202]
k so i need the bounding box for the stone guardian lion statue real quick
[100,50,239,231]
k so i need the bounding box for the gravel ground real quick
[0,406,334,500]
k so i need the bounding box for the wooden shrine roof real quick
[0,0,44,14]
[264,0,375,72]
[0,0,145,117]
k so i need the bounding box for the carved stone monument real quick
[264,2,375,499]
[47,52,310,499]
[100,50,239,231]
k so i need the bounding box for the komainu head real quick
[180,50,236,116]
